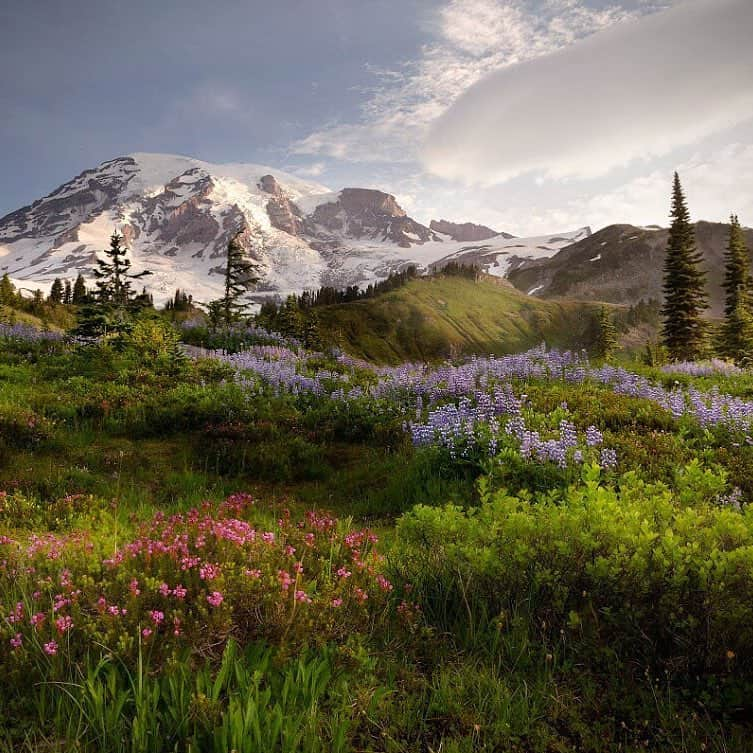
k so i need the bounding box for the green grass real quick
[4,329,753,751]
[314,275,606,363]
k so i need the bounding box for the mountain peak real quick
[0,153,591,305]
[429,219,510,242]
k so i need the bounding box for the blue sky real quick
[2,0,752,234]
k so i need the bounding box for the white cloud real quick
[289,161,327,177]
[423,0,753,183]
[292,0,647,163]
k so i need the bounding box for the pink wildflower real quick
[43,640,58,655]
[336,567,351,579]
[150,610,165,625]
[173,584,187,599]
[331,598,343,608]
[141,628,153,639]
[129,579,141,596]
[206,591,224,607]
[55,615,73,634]
[294,590,312,604]
[10,633,22,650]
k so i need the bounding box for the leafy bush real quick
[393,464,753,680]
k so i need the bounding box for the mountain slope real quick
[508,222,753,315]
[313,274,606,364]
[0,153,588,305]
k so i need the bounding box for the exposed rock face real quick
[305,188,440,248]
[507,222,753,315]
[260,174,305,236]
[429,219,510,242]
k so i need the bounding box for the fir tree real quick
[303,313,324,351]
[93,231,150,305]
[720,215,753,361]
[72,274,87,304]
[63,279,73,305]
[74,232,151,341]
[209,229,259,328]
[0,274,16,307]
[595,306,618,360]
[660,173,708,361]
[48,278,64,305]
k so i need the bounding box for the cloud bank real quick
[292,0,645,163]
[422,0,753,184]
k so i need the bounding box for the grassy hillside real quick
[314,274,605,363]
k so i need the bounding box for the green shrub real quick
[393,464,753,681]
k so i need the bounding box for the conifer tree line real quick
[661,173,753,364]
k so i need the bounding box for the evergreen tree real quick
[74,232,151,341]
[0,274,16,307]
[279,295,304,340]
[63,279,72,305]
[93,231,150,305]
[303,313,324,351]
[720,215,753,361]
[209,229,259,328]
[595,306,618,360]
[660,173,708,361]
[48,278,64,305]
[72,274,87,304]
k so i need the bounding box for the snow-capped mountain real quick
[0,153,590,304]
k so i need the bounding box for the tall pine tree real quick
[209,229,259,328]
[48,278,64,305]
[72,274,87,304]
[74,231,151,340]
[93,231,150,305]
[720,215,753,361]
[660,173,708,361]
[595,306,618,360]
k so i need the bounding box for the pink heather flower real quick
[293,561,304,574]
[129,579,141,596]
[336,567,351,579]
[150,610,165,625]
[295,590,312,604]
[96,596,107,612]
[284,545,296,557]
[304,533,315,547]
[173,584,187,599]
[354,587,368,603]
[59,569,72,587]
[173,617,182,637]
[32,591,41,600]
[158,582,171,597]
[107,605,123,617]
[10,633,22,650]
[55,615,73,634]
[261,532,275,544]
[9,602,23,623]
[206,591,224,607]
[43,640,58,655]
[199,563,220,581]
[376,575,393,592]
[30,612,46,628]
[331,598,343,608]
[277,570,293,591]
[244,569,262,579]
[141,628,153,639]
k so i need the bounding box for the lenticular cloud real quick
[422,0,753,184]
